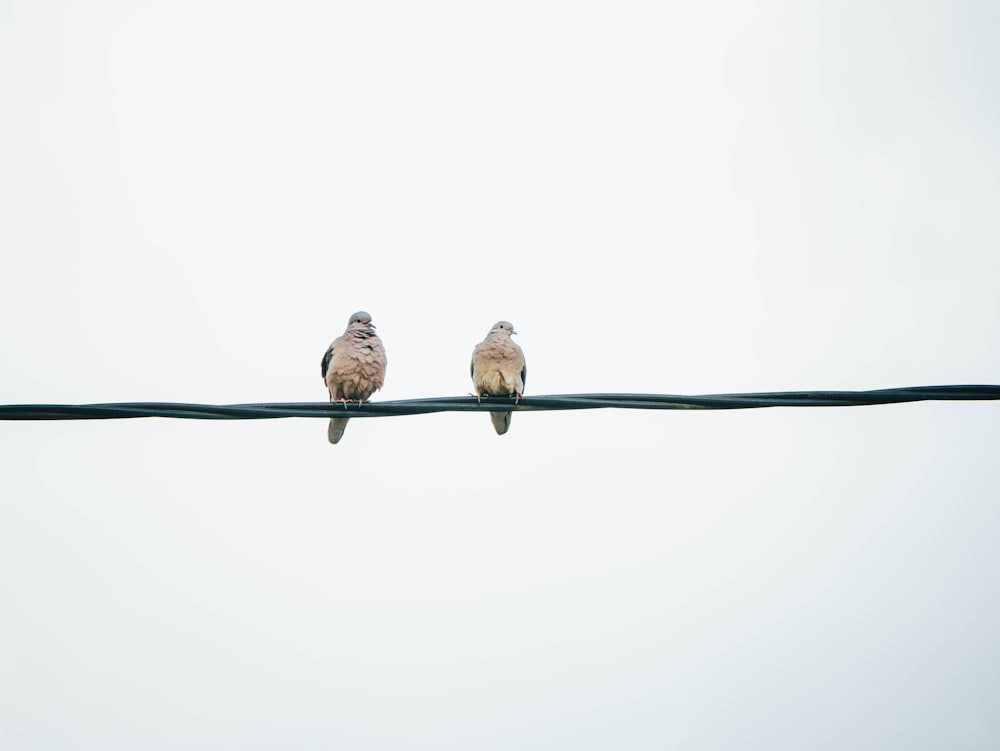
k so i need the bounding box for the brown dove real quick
[471,320,526,435]
[321,311,387,444]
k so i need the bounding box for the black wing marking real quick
[521,361,527,390]
[321,345,333,380]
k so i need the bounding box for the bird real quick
[321,311,387,444]
[471,320,526,435]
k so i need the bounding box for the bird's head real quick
[490,320,517,337]
[346,311,376,331]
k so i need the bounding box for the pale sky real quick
[2,1,1000,749]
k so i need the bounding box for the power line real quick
[1,385,998,421]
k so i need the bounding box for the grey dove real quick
[321,311,387,444]
[471,320,526,435]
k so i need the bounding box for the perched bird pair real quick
[321,312,526,443]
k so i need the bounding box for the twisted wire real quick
[2,385,998,420]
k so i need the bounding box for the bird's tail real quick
[490,411,512,435]
[328,417,349,444]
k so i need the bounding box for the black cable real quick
[1,385,998,420]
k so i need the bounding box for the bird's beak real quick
[511,328,518,335]
[370,323,377,329]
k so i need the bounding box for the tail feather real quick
[490,411,511,435]
[328,417,349,444]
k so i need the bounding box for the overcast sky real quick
[2,1,1000,749]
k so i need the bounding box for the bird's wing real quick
[321,344,334,380]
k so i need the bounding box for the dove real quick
[321,311,387,444]
[471,320,526,435]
